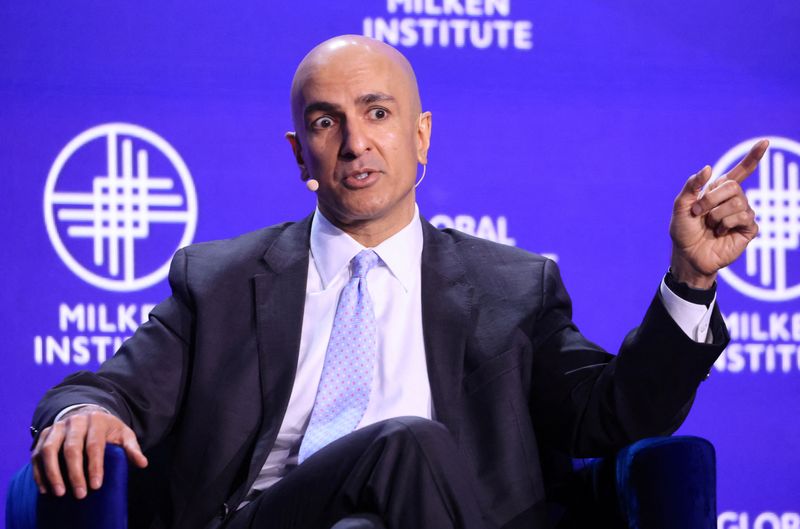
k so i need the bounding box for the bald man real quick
[31,35,764,529]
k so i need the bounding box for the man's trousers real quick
[225,417,489,529]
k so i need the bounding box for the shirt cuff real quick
[54,404,112,423]
[659,277,716,343]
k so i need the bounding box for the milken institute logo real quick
[44,123,198,292]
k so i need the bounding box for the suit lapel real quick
[244,215,313,489]
[420,218,473,442]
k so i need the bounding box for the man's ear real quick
[416,112,432,164]
[285,131,310,180]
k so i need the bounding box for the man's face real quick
[290,44,430,234]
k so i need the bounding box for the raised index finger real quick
[725,139,769,183]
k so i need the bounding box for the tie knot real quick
[351,250,379,278]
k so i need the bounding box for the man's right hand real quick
[31,407,148,499]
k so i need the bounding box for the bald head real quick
[290,35,422,129]
[285,35,432,247]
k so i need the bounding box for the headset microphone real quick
[415,164,427,188]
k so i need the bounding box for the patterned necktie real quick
[298,249,379,463]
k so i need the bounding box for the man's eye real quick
[369,108,388,120]
[313,116,334,129]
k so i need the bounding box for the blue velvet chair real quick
[7,446,128,529]
[6,436,717,529]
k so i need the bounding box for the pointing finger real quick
[725,139,769,183]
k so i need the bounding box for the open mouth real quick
[342,169,381,189]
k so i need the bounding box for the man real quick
[31,35,765,528]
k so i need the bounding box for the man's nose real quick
[339,119,371,159]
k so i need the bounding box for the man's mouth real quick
[342,169,381,189]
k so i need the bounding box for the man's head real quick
[286,35,432,244]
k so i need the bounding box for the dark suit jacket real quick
[33,214,729,529]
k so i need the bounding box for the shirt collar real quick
[310,205,423,292]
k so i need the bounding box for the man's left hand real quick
[669,139,769,289]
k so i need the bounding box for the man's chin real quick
[322,199,414,230]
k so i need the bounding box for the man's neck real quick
[319,204,417,248]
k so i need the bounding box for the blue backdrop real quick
[2,1,799,526]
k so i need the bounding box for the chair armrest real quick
[615,435,717,529]
[548,436,717,528]
[6,445,129,529]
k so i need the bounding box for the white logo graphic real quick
[430,213,516,245]
[44,123,197,291]
[718,510,800,529]
[714,136,800,301]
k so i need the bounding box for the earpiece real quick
[415,164,427,188]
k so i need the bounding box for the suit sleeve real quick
[31,249,195,450]
[528,259,728,457]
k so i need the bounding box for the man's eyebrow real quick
[304,101,341,118]
[357,93,395,105]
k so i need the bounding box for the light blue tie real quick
[298,249,379,463]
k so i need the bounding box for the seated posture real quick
[30,35,765,529]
